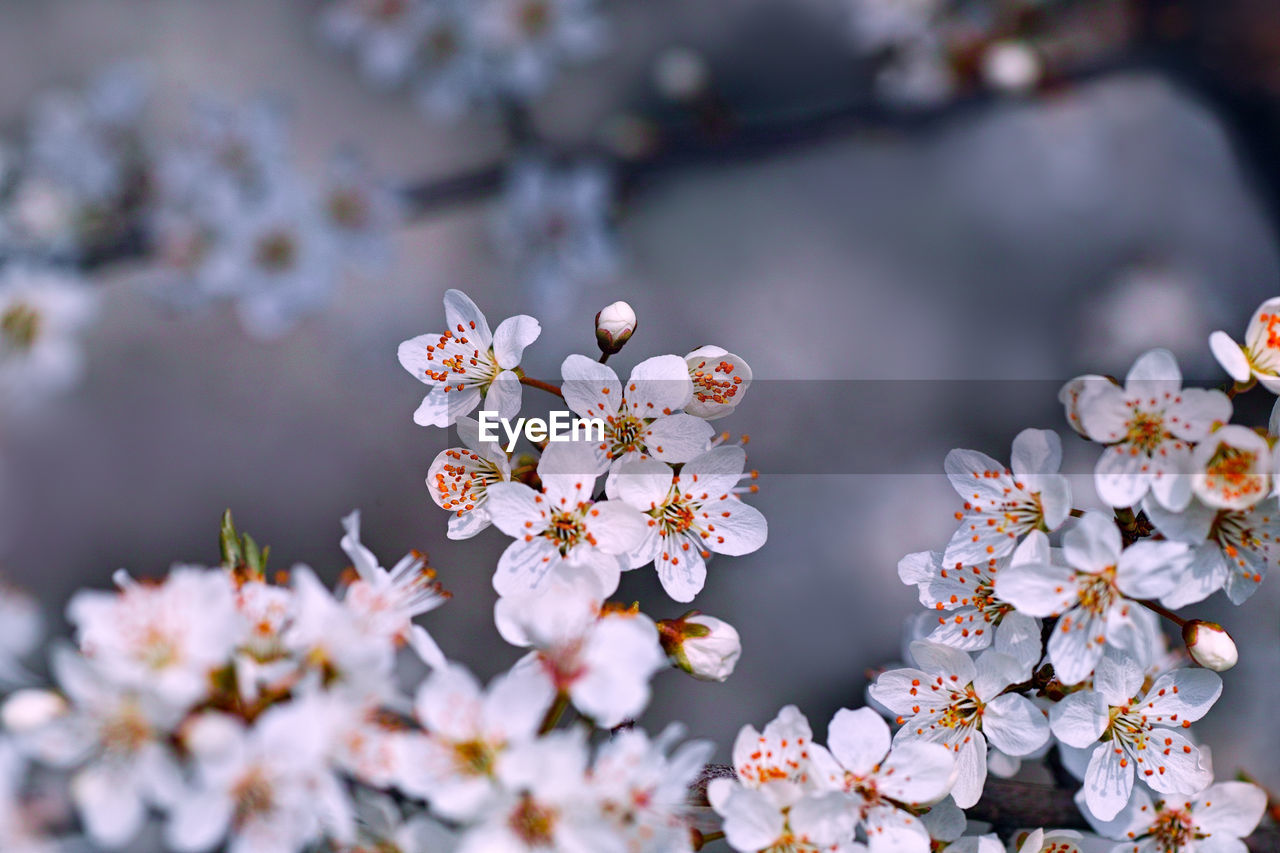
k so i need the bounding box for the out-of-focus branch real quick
[693,765,1279,850]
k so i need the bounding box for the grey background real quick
[1,0,1278,800]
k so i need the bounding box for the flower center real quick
[100,702,151,755]
[1202,444,1266,505]
[544,510,588,553]
[328,189,370,229]
[1,303,41,351]
[517,1,553,37]
[508,794,557,845]
[453,738,498,777]
[432,450,504,515]
[937,684,984,730]
[420,324,499,392]
[1076,567,1118,616]
[689,357,745,408]
[232,767,276,826]
[1146,806,1200,852]
[1125,410,1168,454]
[606,413,647,457]
[254,229,298,272]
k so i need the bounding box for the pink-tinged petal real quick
[644,414,715,464]
[697,499,767,556]
[1210,331,1252,383]
[982,693,1049,757]
[1063,511,1123,573]
[482,370,522,422]
[443,289,493,350]
[1059,375,1113,438]
[492,537,560,596]
[1092,653,1145,706]
[1050,690,1109,748]
[414,385,481,427]
[1124,348,1182,389]
[877,740,954,805]
[948,735,987,809]
[680,445,748,498]
[414,665,483,739]
[908,640,977,685]
[862,803,930,853]
[1047,606,1106,685]
[491,314,540,370]
[484,482,545,537]
[1010,429,1062,477]
[1193,782,1268,839]
[1140,728,1211,795]
[608,459,673,510]
[827,707,889,776]
[560,354,621,420]
[1166,388,1232,442]
[994,564,1078,617]
[1140,668,1221,723]
[654,541,708,603]
[1082,742,1133,822]
[584,500,647,555]
[624,354,693,417]
[1094,446,1154,509]
[1115,540,1189,600]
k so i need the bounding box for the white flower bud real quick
[653,47,709,102]
[982,41,1041,94]
[1,689,67,733]
[595,301,636,354]
[659,612,741,682]
[1183,620,1238,672]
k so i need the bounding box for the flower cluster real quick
[0,292,1277,852]
[318,0,607,119]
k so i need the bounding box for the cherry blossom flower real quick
[283,566,397,698]
[13,649,183,849]
[1078,781,1267,853]
[610,446,766,602]
[899,528,1047,655]
[494,570,665,728]
[351,790,459,853]
[427,416,512,539]
[0,264,96,409]
[1064,349,1230,511]
[818,707,955,853]
[398,289,541,427]
[473,0,606,98]
[708,705,861,853]
[590,725,714,853]
[1142,495,1280,606]
[1188,425,1271,511]
[561,352,715,477]
[685,346,753,420]
[339,510,449,668]
[1048,654,1219,821]
[166,702,354,853]
[396,663,554,820]
[485,441,648,596]
[942,429,1071,566]
[67,567,240,710]
[1210,296,1280,393]
[994,511,1190,684]
[319,0,430,86]
[453,729,619,853]
[869,641,1050,808]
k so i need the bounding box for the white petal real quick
[1049,690,1109,748]
[982,694,1049,757]
[877,740,955,805]
[492,537,560,596]
[1082,742,1132,822]
[948,736,987,809]
[698,499,767,556]
[908,641,977,685]
[644,414,715,464]
[1125,348,1181,388]
[1094,446,1153,509]
[1010,429,1062,477]
[1115,540,1189,600]
[482,370,522,422]
[1140,668,1221,723]
[827,707,889,776]
[491,314,540,370]
[560,354,621,420]
[1209,331,1252,383]
[1063,512,1122,573]
[1193,782,1268,838]
[994,563,1078,617]
[443,289,493,350]
[624,354,694,417]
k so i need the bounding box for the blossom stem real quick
[692,830,725,849]
[1138,598,1187,628]
[538,691,570,734]
[598,351,611,364]
[518,374,565,399]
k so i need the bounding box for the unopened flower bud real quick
[982,41,1041,94]
[1183,620,1238,672]
[595,301,636,355]
[1,689,67,733]
[658,612,741,682]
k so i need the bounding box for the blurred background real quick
[1,0,1279,811]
